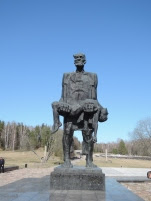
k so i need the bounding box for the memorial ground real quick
[0,150,151,200]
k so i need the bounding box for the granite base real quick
[50,166,105,190]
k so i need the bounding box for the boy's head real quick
[147,171,151,179]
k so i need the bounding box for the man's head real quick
[147,171,151,179]
[73,53,86,71]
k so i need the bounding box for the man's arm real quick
[59,73,65,102]
[90,73,98,100]
[57,73,72,116]
[60,73,68,103]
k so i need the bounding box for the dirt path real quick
[0,167,54,187]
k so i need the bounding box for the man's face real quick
[74,55,86,67]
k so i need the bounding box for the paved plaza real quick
[0,167,150,201]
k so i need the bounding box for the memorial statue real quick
[51,53,108,168]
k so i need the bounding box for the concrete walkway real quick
[0,167,150,201]
[102,167,150,177]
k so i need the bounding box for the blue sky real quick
[0,0,151,143]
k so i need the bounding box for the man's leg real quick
[82,129,97,168]
[51,102,62,134]
[62,122,73,168]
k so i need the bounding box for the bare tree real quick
[4,122,11,150]
[130,117,151,156]
[11,122,17,151]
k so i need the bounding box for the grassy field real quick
[76,156,151,168]
[0,149,63,168]
[1,150,151,168]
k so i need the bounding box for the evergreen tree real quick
[112,148,118,154]
[118,140,128,155]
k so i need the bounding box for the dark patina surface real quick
[51,54,108,190]
[51,53,108,168]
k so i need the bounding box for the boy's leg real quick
[51,102,62,134]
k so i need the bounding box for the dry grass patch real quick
[76,156,151,168]
[1,150,151,169]
[0,149,63,168]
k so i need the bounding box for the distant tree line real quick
[1,117,151,157]
[93,117,151,157]
[94,139,128,155]
[0,120,81,160]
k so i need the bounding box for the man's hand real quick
[58,103,71,116]
[93,136,97,143]
[83,102,98,113]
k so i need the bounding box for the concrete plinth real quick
[50,166,105,190]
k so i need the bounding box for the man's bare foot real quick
[51,122,62,134]
[61,160,73,168]
[86,161,97,168]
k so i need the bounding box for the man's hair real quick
[73,53,86,58]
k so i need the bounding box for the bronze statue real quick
[51,53,108,168]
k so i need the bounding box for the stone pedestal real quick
[50,166,105,190]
